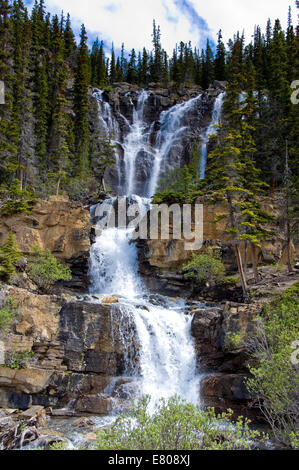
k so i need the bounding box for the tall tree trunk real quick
[56,175,61,196]
[244,241,248,280]
[251,243,259,283]
[234,244,249,302]
[286,220,293,273]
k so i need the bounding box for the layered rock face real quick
[0,287,139,414]
[191,301,263,418]
[0,196,91,291]
[138,199,288,296]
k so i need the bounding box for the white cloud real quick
[32,0,291,53]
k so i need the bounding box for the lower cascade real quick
[89,197,200,410]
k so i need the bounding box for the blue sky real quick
[25,0,291,54]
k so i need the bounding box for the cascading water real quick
[87,89,226,410]
[200,92,225,179]
[148,93,202,197]
[88,196,199,409]
[93,88,219,197]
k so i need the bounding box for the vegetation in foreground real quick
[96,395,266,450]
[247,281,299,449]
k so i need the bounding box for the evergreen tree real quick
[63,12,76,58]
[110,43,116,84]
[214,30,226,81]
[0,230,21,279]
[73,24,90,174]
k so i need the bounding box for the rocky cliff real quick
[137,198,291,297]
[0,196,91,291]
[0,288,139,414]
[91,81,226,195]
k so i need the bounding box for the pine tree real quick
[47,13,71,188]
[110,43,116,84]
[63,12,76,58]
[73,24,90,174]
[202,40,214,89]
[0,0,18,183]
[215,30,226,81]
[127,48,138,83]
[0,230,21,279]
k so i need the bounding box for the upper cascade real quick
[93,85,225,198]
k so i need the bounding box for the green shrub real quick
[0,179,36,216]
[0,231,22,280]
[229,332,246,349]
[183,250,225,285]
[217,274,240,286]
[0,297,17,332]
[96,395,265,450]
[28,246,72,290]
[247,282,299,449]
[5,349,34,370]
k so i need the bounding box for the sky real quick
[25,0,292,54]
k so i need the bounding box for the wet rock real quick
[72,417,95,429]
[74,395,113,415]
[200,373,257,419]
[102,296,119,304]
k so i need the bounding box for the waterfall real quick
[89,197,199,408]
[93,89,207,197]
[148,94,202,197]
[88,89,226,409]
[200,92,225,179]
[122,90,152,195]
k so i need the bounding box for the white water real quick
[88,89,225,409]
[148,94,202,197]
[200,92,225,179]
[89,196,199,409]
[93,89,212,197]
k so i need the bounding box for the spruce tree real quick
[0,230,21,279]
[74,24,90,175]
[215,30,226,81]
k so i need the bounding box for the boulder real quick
[200,373,257,419]
[74,395,113,415]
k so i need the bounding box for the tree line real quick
[0,0,298,205]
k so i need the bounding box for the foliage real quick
[0,179,36,216]
[0,231,21,280]
[27,246,72,290]
[229,332,246,349]
[96,395,265,450]
[183,250,225,285]
[247,282,299,449]
[217,274,240,286]
[0,297,16,332]
[4,349,34,370]
[48,441,69,451]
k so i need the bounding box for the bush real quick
[27,246,72,291]
[247,282,299,449]
[183,250,225,285]
[0,179,36,216]
[5,349,34,370]
[96,395,265,450]
[0,231,22,280]
[0,297,16,332]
